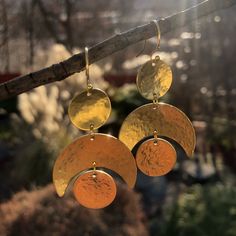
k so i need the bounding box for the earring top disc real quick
[136,56,172,100]
[68,88,111,130]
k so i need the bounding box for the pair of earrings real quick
[53,21,196,209]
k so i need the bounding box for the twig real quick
[0,0,235,101]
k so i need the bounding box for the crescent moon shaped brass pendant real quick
[119,103,196,157]
[136,56,172,100]
[68,88,111,130]
[53,133,137,197]
[73,170,117,209]
[136,138,177,176]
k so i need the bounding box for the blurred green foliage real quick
[208,118,236,150]
[0,97,18,113]
[159,183,236,236]
[111,84,171,123]
[12,140,54,186]
[0,114,71,193]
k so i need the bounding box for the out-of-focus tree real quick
[0,0,10,71]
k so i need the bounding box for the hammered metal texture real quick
[136,138,176,176]
[53,133,137,197]
[68,88,111,130]
[136,57,172,100]
[73,170,117,209]
[119,103,196,157]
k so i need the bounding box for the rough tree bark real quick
[0,0,235,101]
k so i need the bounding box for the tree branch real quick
[0,0,235,101]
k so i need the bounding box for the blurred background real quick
[0,0,236,235]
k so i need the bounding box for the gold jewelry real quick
[53,47,137,209]
[119,20,196,177]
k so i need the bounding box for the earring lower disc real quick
[73,170,117,209]
[136,56,172,100]
[68,88,111,130]
[136,138,176,176]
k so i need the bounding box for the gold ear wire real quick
[150,20,161,60]
[135,40,146,57]
[135,19,161,58]
[85,47,93,92]
[151,19,161,50]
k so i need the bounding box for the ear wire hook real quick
[150,20,161,60]
[85,47,93,93]
[135,40,147,58]
[151,19,161,52]
[135,19,161,58]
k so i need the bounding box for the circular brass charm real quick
[136,138,176,176]
[136,57,172,100]
[119,103,196,158]
[68,88,111,130]
[73,170,117,209]
[53,133,137,197]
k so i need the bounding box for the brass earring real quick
[53,47,137,209]
[119,20,196,176]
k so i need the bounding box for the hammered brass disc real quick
[136,138,176,176]
[73,170,117,209]
[136,57,172,100]
[119,103,196,157]
[53,133,137,197]
[68,88,111,130]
